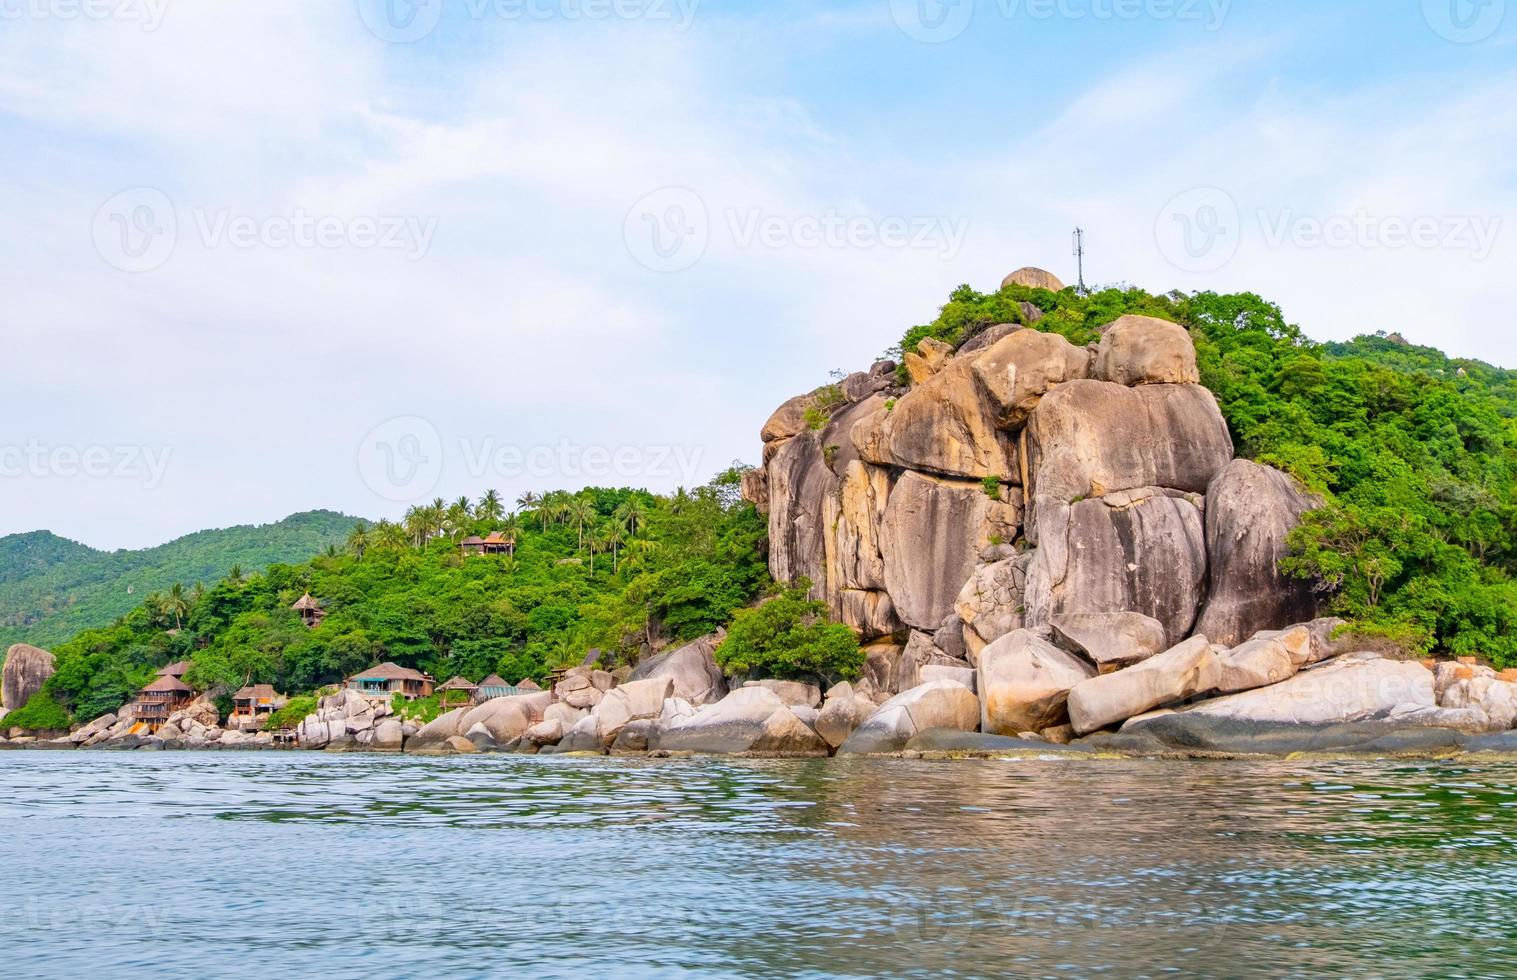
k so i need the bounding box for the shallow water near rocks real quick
[3,752,1517,978]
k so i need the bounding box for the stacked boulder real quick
[743,280,1321,679]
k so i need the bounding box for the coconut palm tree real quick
[501,512,522,555]
[444,500,473,540]
[346,522,370,560]
[478,489,505,523]
[567,497,596,550]
[604,522,628,572]
[227,564,246,585]
[374,519,408,551]
[615,497,649,537]
[165,583,191,629]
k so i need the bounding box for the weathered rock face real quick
[1049,612,1167,672]
[972,329,1091,429]
[1093,315,1200,386]
[1067,636,1220,735]
[881,471,1020,630]
[1195,460,1321,646]
[978,630,1095,735]
[866,357,1018,480]
[655,687,829,755]
[1183,656,1436,726]
[630,632,729,706]
[748,292,1315,675]
[3,644,56,711]
[838,680,981,754]
[1025,381,1233,540]
[1002,266,1065,291]
[1026,488,1207,647]
[954,554,1032,660]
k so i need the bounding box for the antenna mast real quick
[1072,227,1087,294]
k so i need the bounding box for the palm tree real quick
[453,495,474,519]
[567,497,596,550]
[346,522,370,560]
[615,498,649,537]
[501,512,522,556]
[165,583,191,629]
[604,522,628,572]
[444,500,473,540]
[227,564,246,585]
[403,506,430,548]
[478,489,505,523]
[374,519,408,551]
[517,490,539,514]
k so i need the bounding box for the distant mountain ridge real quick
[0,510,364,648]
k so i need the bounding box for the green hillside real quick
[0,511,365,649]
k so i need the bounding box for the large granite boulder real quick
[630,632,728,706]
[1025,487,1207,647]
[881,470,1021,630]
[953,554,1031,660]
[1024,380,1233,541]
[372,719,405,751]
[1180,655,1436,726]
[1001,267,1065,291]
[1049,612,1167,672]
[1211,625,1315,694]
[838,680,981,754]
[1093,315,1199,387]
[457,693,549,744]
[1194,460,1321,646]
[761,393,815,444]
[826,461,892,595]
[815,683,876,748]
[971,329,1091,429]
[865,356,1018,480]
[3,644,56,711]
[742,679,822,708]
[1067,636,1220,735]
[978,630,1096,735]
[593,677,676,746]
[404,708,470,754]
[655,688,829,756]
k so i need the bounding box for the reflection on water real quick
[3,753,1517,977]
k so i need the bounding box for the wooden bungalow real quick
[481,532,516,556]
[134,674,194,731]
[292,593,326,627]
[515,678,543,692]
[229,684,283,729]
[346,662,434,699]
[437,676,479,710]
[460,535,486,556]
[157,660,193,680]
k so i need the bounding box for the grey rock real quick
[3,644,56,711]
[1049,612,1167,672]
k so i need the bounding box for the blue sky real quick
[1,0,1513,549]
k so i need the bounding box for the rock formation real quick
[3,644,56,711]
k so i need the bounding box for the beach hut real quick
[292,593,326,627]
[459,535,486,556]
[133,674,193,731]
[157,660,193,680]
[474,674,516,702]
[230,684,283,729]
[437,676,479,710]
[346,662,434,699]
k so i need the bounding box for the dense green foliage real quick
[2,690,72,732]
[37,474,768,723]
[715,582,863,683]
[0,511,363,648]
[900,283,1517,664]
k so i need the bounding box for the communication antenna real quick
[1072,227,1088,294]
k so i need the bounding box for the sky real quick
[1,0,1513,550]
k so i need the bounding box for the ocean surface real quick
[3,752,1517,978]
